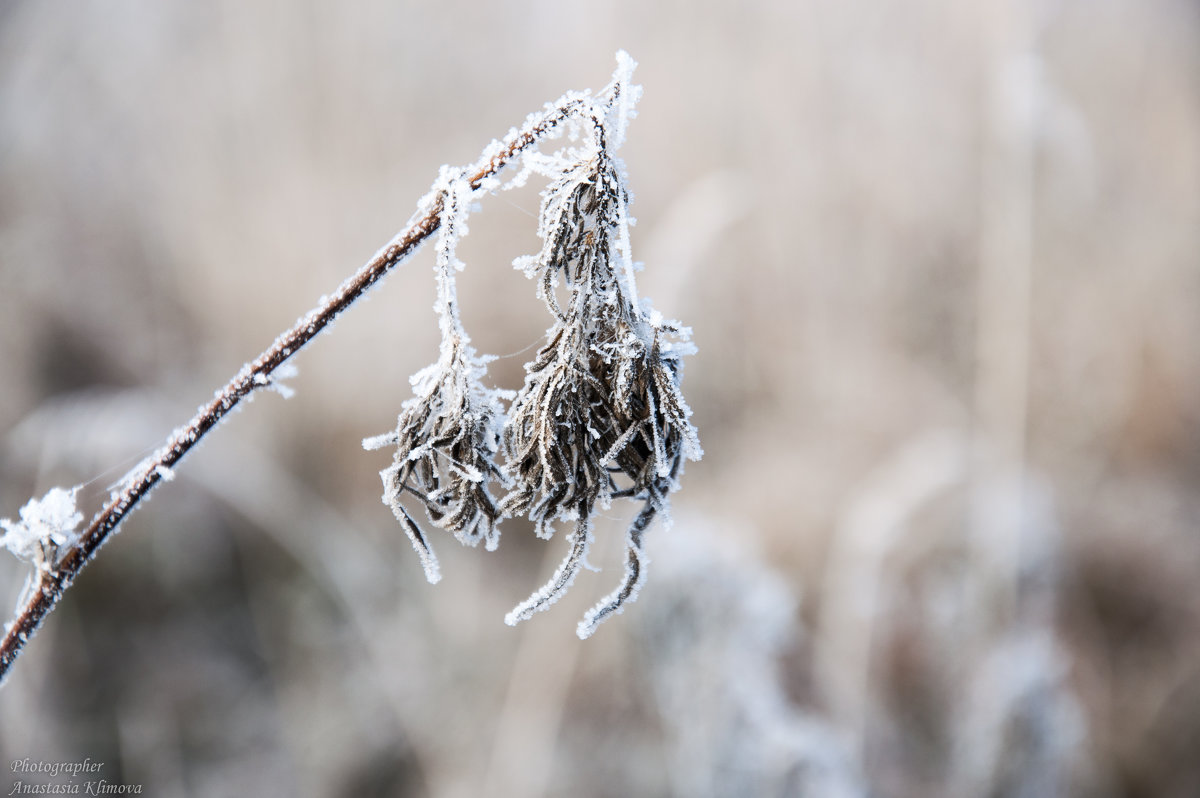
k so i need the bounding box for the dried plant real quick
[0,51,699,686]
[365,53,702,638]
[363,169,511,583]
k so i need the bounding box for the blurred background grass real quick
[0,1,1197,796]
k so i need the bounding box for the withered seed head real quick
[366,52,700,637]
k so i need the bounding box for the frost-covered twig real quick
[2,52,700,686]
[0,75,589,687]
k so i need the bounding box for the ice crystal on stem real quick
[1,487,84,566]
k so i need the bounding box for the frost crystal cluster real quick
[366,52,702,638]
[0,487,83,566]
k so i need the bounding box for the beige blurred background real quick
[0,1,1197,796]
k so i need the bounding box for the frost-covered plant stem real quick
[0,93,583,687]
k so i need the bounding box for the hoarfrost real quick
[504,520,594,626]
[361,432,398,451]
[0,486,85,564]
[253,362,298,399]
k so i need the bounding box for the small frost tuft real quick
[0,486,85,565]
[254,362,298,399]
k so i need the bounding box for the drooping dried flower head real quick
[364,172,508,583]
[366,52,701,637]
